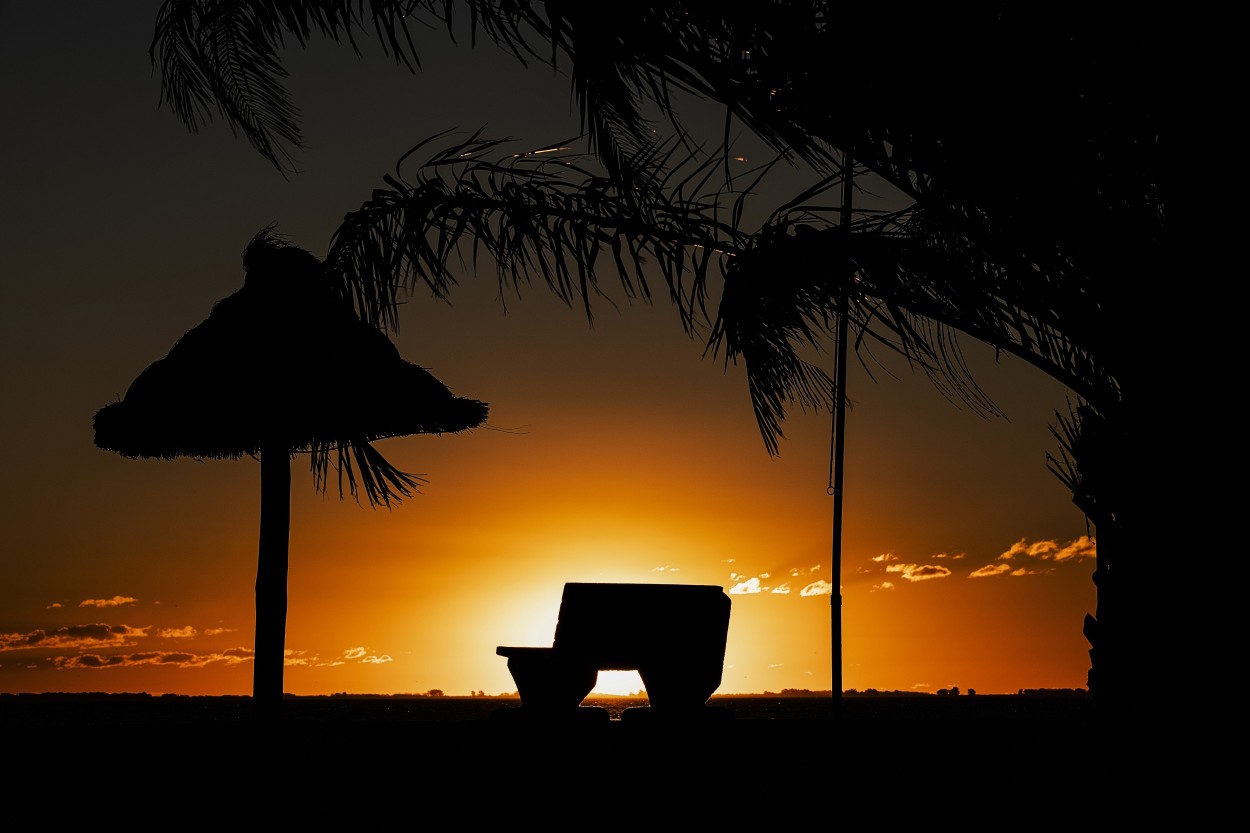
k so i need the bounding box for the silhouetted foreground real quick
[0,693,1117,822]
[92,230,489,725]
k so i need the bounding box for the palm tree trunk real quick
[254,441,290,723]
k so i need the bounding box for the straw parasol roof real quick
[93,228,488,502]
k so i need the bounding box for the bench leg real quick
[506,653,598,713]
[638,662,723,713]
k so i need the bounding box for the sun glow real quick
[591,670,645,696]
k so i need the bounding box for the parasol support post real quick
[254,441,291,723]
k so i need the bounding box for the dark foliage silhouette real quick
[148,2,1171,726]
[94,229,488,721]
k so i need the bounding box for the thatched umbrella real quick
[94,228,488,722]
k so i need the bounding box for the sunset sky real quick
[0,3,1095,698]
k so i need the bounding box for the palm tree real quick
[147,2,1170,725]
[94,229,489,722]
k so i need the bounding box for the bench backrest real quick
[552,582,731,670]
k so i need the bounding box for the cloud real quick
[340,646,392,665]
[729,574,833,597]
[281,650,353,668]
[79,596,138,608]
[282,650,318,667]
[0,623,149,653]
[729,577,764,595]
[55,653,137,669]
[969,563,1013,578]
[728,570,800,595]
[788,565,822,577]
[862,538,1093,584]
[651,565,680,572]
[1053,536,1097,561]
[204,627,235,636]
[884,563,952,582]
[997,535,1096,563]
[51,647,252,670]
[970,535,1096,577]
[2,622,263,671]
[46,603,62,609]
[870,581,895,592]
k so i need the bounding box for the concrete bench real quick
[496,582,731,718]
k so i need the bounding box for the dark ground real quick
[0,693,1136,824]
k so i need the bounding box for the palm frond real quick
[1046,400,1122,528]
[150,1,1157,474]
[710,208,1121,424]
[151,0,430,173]
[707,214,1068,454]
[324,131,748,334]
[310,438,426,508]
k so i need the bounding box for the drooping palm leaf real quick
[151,0,427,174]
[323,131,750,335]
[150,0,1159,426]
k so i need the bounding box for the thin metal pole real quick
[831,155,852,716]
